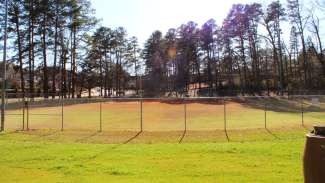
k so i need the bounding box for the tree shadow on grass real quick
[241,97,325,113]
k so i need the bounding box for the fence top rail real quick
[61,95,325,100]
[4,95,325,102]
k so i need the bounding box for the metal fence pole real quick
[99,100,102,132]
[301,97,304,127]
[61,98,64,131]
[184,99,187,133]
[264,101,267,130]
[22,98,25,131]
[224,98,229,141]
[26,101,29,131]
[140,99,143,132]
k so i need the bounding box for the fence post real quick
[140,99,143,132]
[99,100,102,132]
[264,100,267,130]
[26,100,29,131]
[22,98,25,131]
[224,97,229,141]
[61,98,64,131]
[301,97,304,127]
[184,98,187,133]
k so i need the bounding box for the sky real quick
[91,0,322,47]
[1,0,322,60]
[91,0,262,45]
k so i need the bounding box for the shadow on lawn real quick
[150,97,325,114]
[123,130,187,144]
[123,131,142,144]
[83,131,145,161]
[239,97,325,113]
[178,130,186,144]
[265,128,280,140]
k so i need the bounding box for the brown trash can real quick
[303,125,325,183]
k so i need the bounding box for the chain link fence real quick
[1,94,324,141]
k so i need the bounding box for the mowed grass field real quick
[0,129,307,183]
[1,97,324,182]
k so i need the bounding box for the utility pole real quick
[1,0,8,132]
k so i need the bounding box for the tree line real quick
[1,0,325,98]
[1,0,97,98]
[142,0,325,96]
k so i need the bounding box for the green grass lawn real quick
[0,129,306,183]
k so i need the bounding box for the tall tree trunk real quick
[300,33,308,87]
[240,37,247,92]
[52,0,59,99]
[207,51,212,96]
[311,17,325,77]
[277,19,284,95]
[249,30,260,92]
[99,56,103,97]
[28,1,35,99]
[115,52,119,96]
[13,7,24,96]
[68,30,73,98]
[266,24,279,91]
[71,27,77,98]
[63,47,68,98]
[42,15,49,99]
[62,52,67,98]
[59,31,67,98]
[88,87,91,98]
[104,51,108,97]
[214,51,220,94]
[195,61,201,91]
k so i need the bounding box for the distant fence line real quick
[4,89,325,98]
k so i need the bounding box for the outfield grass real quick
[0,129,306,183]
